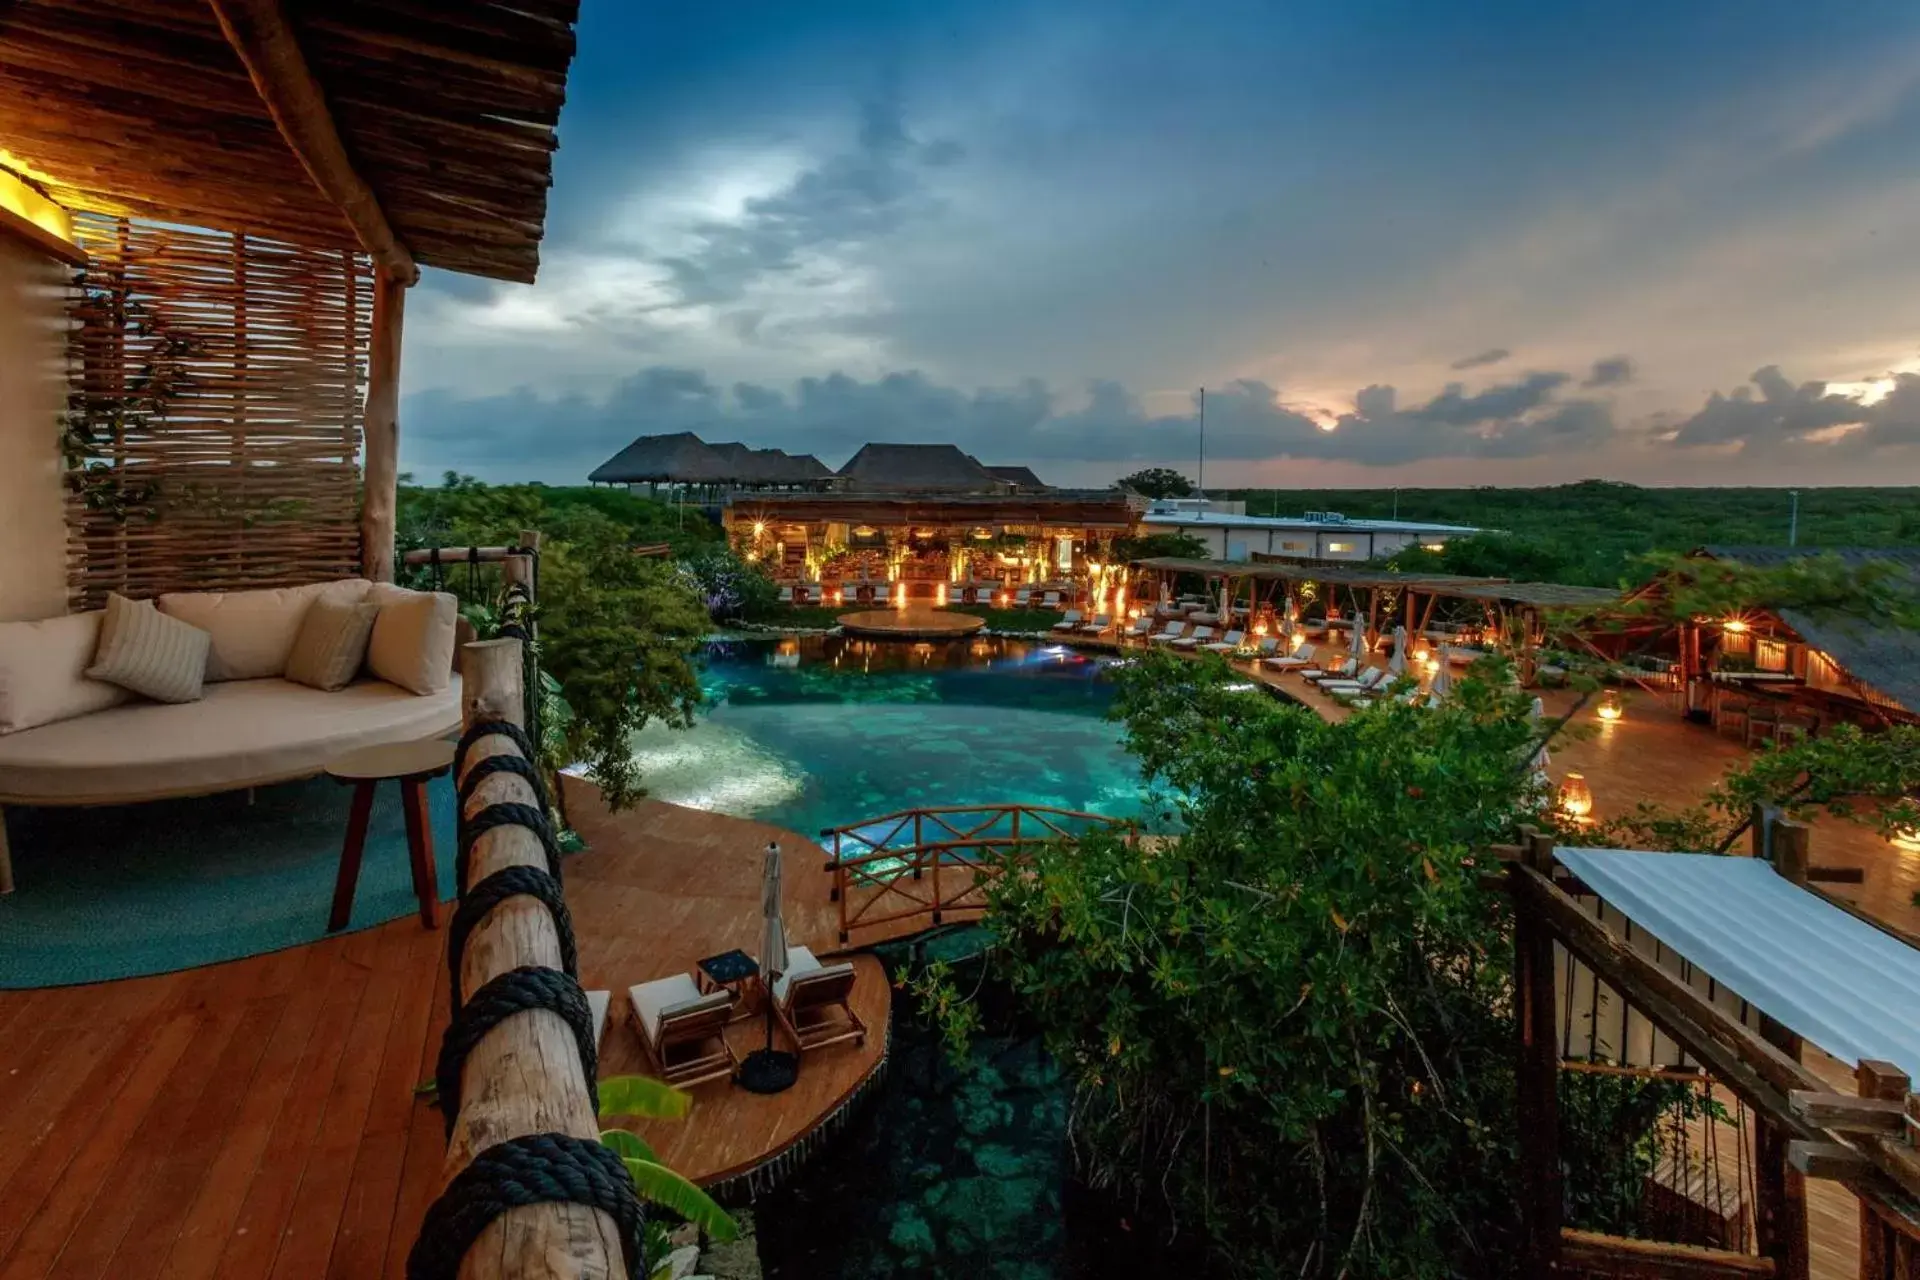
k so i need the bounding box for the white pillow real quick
[364,584,457,695]
[0,611,130,735]
[159,579,372,681]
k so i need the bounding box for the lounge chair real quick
[778,585,793,604]
[1264,642,1316,671]
[1013,587,1033,607]
[1251,636,1280,659]
[774,946,867,1054]
[1123,616,1154,640]
[1041,591,1062,608]
[1320,667,1389,696]
[1147,621,1188,646]
[627,974,738,1088]
[1201,629,1245,653]
[1052,609,1083,632]
[1172,625,1213,651]
[1080,613,1111,634]
[1302,656,1358,683]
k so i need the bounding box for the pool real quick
[625,635,1150,840]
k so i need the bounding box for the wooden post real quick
[434,636,628,1278]
[1858,1061,1913,1279]
[1514,828,1564,1274]
[1753,811,1811,1278]
[361,267,404,582]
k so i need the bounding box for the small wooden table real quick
[697,948,762,1022]
[324,739,455,932]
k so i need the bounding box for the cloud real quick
[1583,356,1634,388]
[1664,363,1920,453]
[402,358,1623,481]
[1449,348,1511,371]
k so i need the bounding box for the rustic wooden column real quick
[1513,829,1564,1274]
[437,637,628,1279]
[1753,812,1811,1279]
[361,266,405,582]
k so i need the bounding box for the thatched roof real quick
[589,432,735,485]
[752,448,833,483]
[1698,546,1920,713]
[985,465,1050,492]
[837,443,1012,492]
[0,0,579,281]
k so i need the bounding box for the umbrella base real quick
[738,1049,799,1095]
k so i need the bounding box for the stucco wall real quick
[0,234,69,622]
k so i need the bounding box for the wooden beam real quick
[439,637,629,1279]
[206,0,418,284]
[1559,1228,1776,1277]
[361,266,403,582]
[1789,1091,1911,1135]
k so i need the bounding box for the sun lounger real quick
[627,973,738,1088]
[1052,609,1083,631]
[1172,626,1213,650]
[1147,621,1188,646]
[1041,591,1062,608]
[777,586,793,604]
[1303,657,1358,683]
[1320,668,1389,696]
[1013,588,1033,607]
[1080,613,1111,634]
[774,945,867,1054]
[1252,636,1280,659]
[1123,616,1154,640]
[1201,629,1245,653]
[1264,642,1317,670]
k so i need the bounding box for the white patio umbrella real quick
[1428,653,1453,704]
[1349,615,1369,665]
[741,840,798,1093]
[1527,696,1552,782]
[1388,624,1408,676]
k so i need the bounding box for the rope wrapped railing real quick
[406,579,643,1278]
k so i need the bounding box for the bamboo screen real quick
[64,215,372,607]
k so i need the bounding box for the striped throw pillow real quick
[285,598,380,692]
[85,593,212,704]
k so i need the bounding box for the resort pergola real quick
[1129,555,1621,674]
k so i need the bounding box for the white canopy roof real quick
[1554,847,1920,1080]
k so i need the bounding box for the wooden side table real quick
[324,738,455,932]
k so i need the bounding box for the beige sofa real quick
[0,579,462,893]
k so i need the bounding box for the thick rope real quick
[447,865,577,1017]
[453,719,539,787]
[436,966,598,1141]
[406,1132,643,1280]
[457,752,550,811]
[458,803,561,897]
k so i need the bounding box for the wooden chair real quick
[1714,694,1750,741]
[773,946,867,1055]
[1743,701,1781,748]
[627,974,738,1088]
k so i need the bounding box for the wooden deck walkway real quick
[0,784,890,1279]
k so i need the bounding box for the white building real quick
[1137,506,1477,563]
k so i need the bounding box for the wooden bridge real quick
[819,803,1131,941]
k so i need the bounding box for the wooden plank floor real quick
[0,785,893,1279]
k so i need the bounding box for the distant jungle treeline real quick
[1215,480,1920,586]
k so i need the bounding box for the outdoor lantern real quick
[1254,620,1268,637]
[1557,772,1594,822]
[1292,631,1307,650]
[832,588,844,605]
[1722,617,1749,634]
[1597,689,1624,721]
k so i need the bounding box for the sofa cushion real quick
[86,593,211,704]
[159,579,372,681]
[0,675,462,803]
[365,584,457,695]
[285,598,380,692]
[0,611,130,735]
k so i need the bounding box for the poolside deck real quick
[0,785,890,1279]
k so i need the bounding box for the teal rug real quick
[0,774,458,988]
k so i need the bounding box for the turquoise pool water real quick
[627,635,1150,840]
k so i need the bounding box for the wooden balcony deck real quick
[0,785,891,1279]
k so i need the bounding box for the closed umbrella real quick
[1349,616,1369,665]
[1388,624,1408,676]
[1430,652,1453,701]
[1527,696,1552,782]
[740,841,799,1094]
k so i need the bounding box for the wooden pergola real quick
[0,0,577,588]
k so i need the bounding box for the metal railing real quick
[819,803,1130,941]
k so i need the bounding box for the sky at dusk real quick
[401,0,1920,489]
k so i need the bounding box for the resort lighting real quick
[936,583,947,606]
[1892,824,1920,852]
[1557,772,1594,823]
[1597,690,1624,722]
[998,592,1009,606]
[1291,631,1307,650]
[752,520,766,537]
[1722,617,1749,634]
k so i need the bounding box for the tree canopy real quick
[1115,467,1195,499]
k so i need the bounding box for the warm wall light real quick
[1597,689,1624,722]
[1722,617,1749,634]
[1892,823,1920,852]
[1557,772,1594,822]
[0,162,83,265]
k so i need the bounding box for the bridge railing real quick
[819,803,1130,941]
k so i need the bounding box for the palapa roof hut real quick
[0,0,580,612]
[587,431,737,486]
[757,447,835,484]
[835,442,1015,493]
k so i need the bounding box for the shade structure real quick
[741,840,798,1094]
[1554,848,1920,1079]
[760,841,789,985]
[1388,625,1408,675]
